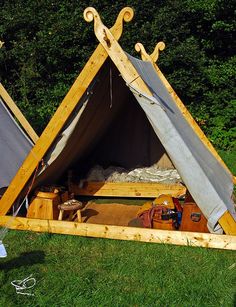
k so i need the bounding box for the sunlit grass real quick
[0,230,235,307]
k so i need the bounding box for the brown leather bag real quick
[180,202,209,233]
[137,204,177,230]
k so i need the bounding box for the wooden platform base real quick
[70,181,186,198]
[0,216,235,250]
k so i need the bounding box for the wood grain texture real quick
[70,181,186,198]
[219,211,236,235]
[0,216,235,250]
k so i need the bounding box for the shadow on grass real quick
[0,251,45,271]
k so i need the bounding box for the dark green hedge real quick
[0,0,235,150]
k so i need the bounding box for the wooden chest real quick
[180,202,209,233]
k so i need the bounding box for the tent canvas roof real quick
[0,7,235,237]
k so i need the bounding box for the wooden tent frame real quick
[0,7,235,250]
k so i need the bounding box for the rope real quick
[109,65,113,108]
[0,162,41,242]
[11,274,36,296]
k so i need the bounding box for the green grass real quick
[0,231,235,307]
[0,150,236,306]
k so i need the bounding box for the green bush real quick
[0,0,235,150]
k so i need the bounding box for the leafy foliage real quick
[0,0,235,149]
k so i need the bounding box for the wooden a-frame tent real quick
[0,7,235,250]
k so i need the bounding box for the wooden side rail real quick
[69,180,186,198]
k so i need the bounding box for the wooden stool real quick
[58,200,83,222]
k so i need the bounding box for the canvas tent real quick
[0,83,38,189]
[0,7,235,249]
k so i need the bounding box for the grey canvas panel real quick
[0,97,33,188]
[126,53,235,233]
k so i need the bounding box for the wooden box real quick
[27,191,68,220]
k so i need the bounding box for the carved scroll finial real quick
[115,7,134,24]
[135,43,149,61]
[84,7,134,42]
[84,6,134,24]
[150,42,165,62]
[84,7,101,23]
[135,41,165,63]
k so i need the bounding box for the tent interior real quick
[2,56,235,235]
[36,59,175,187]
[25,59,188,229]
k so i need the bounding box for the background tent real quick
[0,84,38,188]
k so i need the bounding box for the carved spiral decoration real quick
[135,41,165,62]
[84,7,99,23]
[84,7,134,26]
[151,42,166,62]
[135,42,146,54]
[117,7,134,23]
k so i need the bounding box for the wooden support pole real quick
[84,7,153,95]
[218,211,236,235]
[0,216,235,250]
[0,7,134,216]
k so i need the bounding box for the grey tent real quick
[0,84,38,188]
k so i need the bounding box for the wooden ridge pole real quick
[0,7,134,216]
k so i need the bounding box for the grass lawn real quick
[0,151,235,306]
[0,231,235,307]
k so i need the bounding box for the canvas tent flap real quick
[0,97,33,188]
[125,53,235,233]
